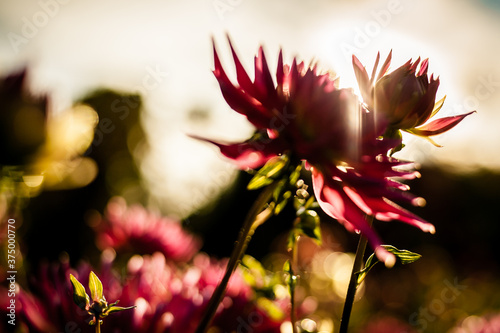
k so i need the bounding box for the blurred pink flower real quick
[451,313,500,333]
[91,197,201,262]
[352,52,474,146]
[194,38,437,265]
[5,251,285,333]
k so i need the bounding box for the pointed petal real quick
[254,46,276,98]
[352,55,371,104]
[189,135,281,169]
[276,49,284,90]
[369,52,381,86]
[408,111,475,137]
[227,36,256,95]
[376,50,392,82]
[215,75,272,128]
[213,40,273,128]
[429,95,446,119]
[417,58,429,76]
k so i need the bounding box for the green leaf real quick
[383,245,422,264]
[247,155,289,190]
[88,271,104,303]
[102,304,136,317]
[357,245,422,284]
[296,210,322,245]
[256,297,284,321]
[69,274,90,311]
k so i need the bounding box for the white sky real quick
[1,0,499,216]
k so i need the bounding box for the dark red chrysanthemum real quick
[353,52,474,146]
[194,38,439,265]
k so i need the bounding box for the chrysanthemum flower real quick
[352,52,474,147]
[194,38,437,265]
[91,197,201,262]
[5,252,286,333]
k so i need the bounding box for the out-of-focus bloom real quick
[352,52,474,146]
[90,197,201,262]
[450,313,500,333]
[5,251,286,332]
[193,38,437,265]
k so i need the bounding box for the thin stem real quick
[195,183,277,333]
[96,319,101,333]
[290,234,299,333]
[338,216,373,333]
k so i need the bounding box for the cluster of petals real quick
[352,51,474,146]
[192,38,471,265]
[5,251,284,332]
[91,197,201,262]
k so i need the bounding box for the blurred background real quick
[0,0,499,332]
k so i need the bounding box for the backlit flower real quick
[91,197,201,262]
[194,38,438,265]
[352,52,474,147]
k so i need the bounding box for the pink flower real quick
[194,38,437,265]
[91,197,201,262]
[6,252,285,332]
[451,313,500,333]
[352,52,474,146]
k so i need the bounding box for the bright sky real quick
[1,0,499,216]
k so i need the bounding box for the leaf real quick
[255,298,284,321]
[102,304,136,317]
[296,210,322,245]
[88,271,104,303]
[69,274,90,311]
[357,245,421,284]
[247,155,289,190]
[383,245,422,265]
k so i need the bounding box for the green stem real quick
[195,183,277,333]
[338,216,373,333]
[290,234,299,333]
[96,319,101,333]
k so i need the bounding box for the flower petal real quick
[352,55,371,104]
[190,135,282,170]
[407,111,475,137]
[213,41,272,129]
